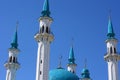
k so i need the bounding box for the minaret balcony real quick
[104,53,120,61]
[39,16,53,22]
[8,48,20,53]
[34,32,54,42]
[4,61,20,69]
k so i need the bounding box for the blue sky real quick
[0,0,120,80]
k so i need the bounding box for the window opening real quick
[41,60,42,64]
[42,26,44,33]
[9,56,12,62]
[46,27,49,33]
[40,71,42,75]
[110,47,112,53]
[114,48,116,53]
[13,57,16,63]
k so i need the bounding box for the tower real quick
[4,24,20,80]
[67,46,77,73]
[34,0,54,80]
[80,60,91,80]
[104,16,120,80]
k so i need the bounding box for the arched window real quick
[40,71,42,75]
[41,60,42,64]
[13,57,16,63]
[42,25,44,33]
[110,47,112,53]
[9,56,12,62]
[114,48,116,53]
[46,27,49,33]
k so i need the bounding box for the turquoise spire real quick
[41,0,50,17]
[68,46,75,64]
[107,16,115,39]
[11,23,18,49]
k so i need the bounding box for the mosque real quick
[4,0,120,80]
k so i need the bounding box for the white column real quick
[35,16,54,80]
[4,48,20,80]
[104,39,120,80]
[67,64,76,73]
[107,59,119,80]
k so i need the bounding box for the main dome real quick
[49,68,79,80]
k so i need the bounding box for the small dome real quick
[49,68,79,80]
[82,68,89,73]
[81,68,90,79]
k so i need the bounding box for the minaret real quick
[4,24,20,80]
[34,0,54,80]
[104,16,120,80]
[67,46,77,73]
[80,60,91,80]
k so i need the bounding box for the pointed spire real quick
[11,22,18,49]
[57,56,63,69]
[41,0,50,17]
[84,59,87,68]
[68,46,75,64]
[107,13,115,39]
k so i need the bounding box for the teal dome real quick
[81,68,90,79]
[49,68,79,80]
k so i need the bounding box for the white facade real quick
[4,48,20,80]
[67,64,77,73]
[34,16,54,80]
[104,39,120,80]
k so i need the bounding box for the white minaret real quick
[34,0,54,80]
[4,24,20,80]
[104,16,120,80]
[67,46,77,73]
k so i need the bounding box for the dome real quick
[81,68,90,79]
[49,68,79,80]
[82,68,89,73]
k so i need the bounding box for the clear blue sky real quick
[0,0,120,80]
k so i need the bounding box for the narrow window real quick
[42,26,44,33]
[110,47,112,53]
[40,71,42,75]
[114,48,116,53]
[46,27,49,33]
[13,57,16,63]
[9,56,12,62]
[41,60,42,64]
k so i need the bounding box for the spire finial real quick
[58,56,62,69]
[84,58,87,68]
[71,38,74,47]
[41,0,50,17]
[109,9,112,20]
[16,21,19,31]
[11,22,18,49]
